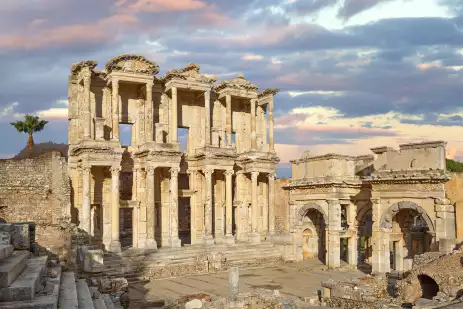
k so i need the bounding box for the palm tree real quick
[10,115,48,150]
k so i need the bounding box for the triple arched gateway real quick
[284,141,456,274]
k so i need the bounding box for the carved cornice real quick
[160,62,217,84]
[214,74,258,92]
[105,54,159,76]
[258,88,280,99]
[363,169,449,184]
[399,140,447,150]
[71,60,97,77]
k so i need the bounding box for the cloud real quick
[116,0,208,13]
[338,0,398,20]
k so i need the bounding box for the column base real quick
[145,238,158,249]
[249,232,261,244]
[170,237,181,248]
[266,232,275,242]
[225,234,235,244]
[204,235,215,246]
[109,240,121,253]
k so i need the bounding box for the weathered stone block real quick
[439,238,455,253]
[11,224,30,250]
[0,232,11,246]
[76,246,103,273]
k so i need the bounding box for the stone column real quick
[145,167,158,249]
[170,167,181,247]
[83,71,92,139]
[268,173,275,238]
[138,99,145,145]
[225,170,235,244]
[204,168,215,245]
[226,94,232,147]
[109,166,121,253]
[81,164,92,235]
[171,87,178,143]
[249,171,260,243]
[205,90,211,145]
[145,83,153,142]
[327,199,341,269]
[136,168,147,248]
[435,199,456,252]
[112,79,120,141]
[188,170,197,244]
[250,99,257,150]
[268,96,274,151]
[132,204,139,248]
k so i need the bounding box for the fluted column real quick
[170,167,181,247]
[250,99,257,150]
[145,83,153,142]
[171,87,178,143]
[226,94,232,147]
[109,165,121,253]
[249,171,260,243]
[268,97,274,151]
[146,166,158,249]
[205,90,211,145]
[81,164,92,234]
[112,79,120,141]
[83,71,92,139]
[225,170,235,244]
[204,168,215,245]
[267,173,275,238]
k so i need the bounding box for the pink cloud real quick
[275,113,306,126]
[295,124,395,135]
[119,0,207,13]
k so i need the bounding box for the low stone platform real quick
[101,242,283,283]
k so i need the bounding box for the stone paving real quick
[128,259,363,302]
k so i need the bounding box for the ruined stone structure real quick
[285,141,456,274]
[67,54,279,253]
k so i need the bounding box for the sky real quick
[1,0,463,178]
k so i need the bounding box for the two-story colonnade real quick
[67,55,279,253]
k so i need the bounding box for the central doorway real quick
[178,197,191,245]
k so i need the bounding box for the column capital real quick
[146,166,156,176]
[82,70,92,84]
[204,168,214,177]
[225,170,234,178]
[186,169,198,176]
[171,86,177,94]
[112,78,119,87]
[251,171,259,179]
[146,82,153,89]
[110,165,122,174]
[267,172,276,180]
[82,164,91,175]
[170,167,180,177]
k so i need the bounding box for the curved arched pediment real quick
[105,54,160,76]
[379,201,435,233]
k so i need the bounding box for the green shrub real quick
[446,158,463,172]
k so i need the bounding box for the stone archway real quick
[418,275,439,299]
[298,203,328,263]
[357,203,373,267]
[379,201,435,234]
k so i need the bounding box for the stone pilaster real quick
[109,165,121,253]
[81,164,92,235]
[132,203,139,248]
[327,199,341,269]
[268,96,274,151]
[250,99,257,150]
[171,87,178,143]
[188,170,198,244]
[225,170,235,244]
[145,166,157,249]
[204,168,215,245]
[112,79,120,141]
[435,199,456,252]
[267,173,275,238]
[249,171,260,243]
[170,167,181,247]
[226,94,232,147]
[135,168,147,248]
[371,198,391,274]
[83,70,92,139]
[138,99,145,145]
[145,83,153,142]
[205,90,211,145]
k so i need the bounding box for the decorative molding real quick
[214,74,258,92]
[105,54,159,76]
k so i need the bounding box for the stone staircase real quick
[0,244,61,309]
[102,241,283,283]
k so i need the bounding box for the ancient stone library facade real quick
[67,54,279,253]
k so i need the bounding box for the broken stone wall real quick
[445,172,463,243]
[0,151,72,259]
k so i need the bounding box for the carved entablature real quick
[371,182,444,192]
[70,60,98,81]
[257,88,280,105]
[104,54,160,76]
[161,63,217,85]
[287,177,362,189]
[214,74,259,99]
[363,169,449,184]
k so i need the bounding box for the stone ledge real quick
[0,251,29,288]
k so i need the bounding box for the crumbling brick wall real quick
[0,151,72,259]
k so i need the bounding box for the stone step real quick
[0,251,29,288]
[102,294,115,309]
[89,287,107,309]
[0,256,47,302]
[0,246,14,261]
[59,272,78,309]
[76,279,95,309]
